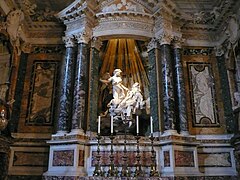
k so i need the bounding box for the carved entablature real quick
[57,0,95,39]
[93,14,154,38]
[93,0,154,39]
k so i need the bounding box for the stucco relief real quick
[101,0,145,13]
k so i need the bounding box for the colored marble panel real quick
[198,152,232,167]
[26,61,59,126]
[175,150,194,167]
[78,150,84,166]
[187,62,219,127]
[52,150,74,166]
[13,151,48,167]
[92,151,152,167]
[163,151,170,167]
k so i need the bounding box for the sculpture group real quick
[100,69,149,127]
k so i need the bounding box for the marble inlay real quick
[188,62,219,127]
[198,152,232,167]
[78,150,84,166]
[13,151,48,167]
[26,61,58,126]
[174,150,194,167]
[92,151,152,167]
[52,150,74,166]
[163,151,170,167]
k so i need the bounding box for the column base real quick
[52,131,68,137]
[69,128,85,135]
[180,130,189,136]
[162,130,178,136]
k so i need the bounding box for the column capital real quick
[74,30,91,44]
[214,45,225,57]
[91,37,102,51]
[173,36,185,49]
[147,38,159,52]
[62,35,75,48]
[158,32,174,45]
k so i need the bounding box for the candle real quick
[136,115,139,134]
[98,116,101,134]
[150,116,153,134]
[110,116,113,134]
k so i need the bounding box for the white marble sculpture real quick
[6,9,24,55]
[100,69,146,124]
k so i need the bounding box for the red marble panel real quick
[163,151,170,167]
[92,151,152,167]
[78,150,84,166]
[52,150,74,166]
[13,151,48,167]
[174,150,194,167]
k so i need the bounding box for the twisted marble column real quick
[159,34,177,134]
[173,39,189,135]
[147,38,161,134]
[70,32,90,134]
[56,36,76,134]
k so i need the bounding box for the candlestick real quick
[150,116,153,134]
[98,116,101,134]
[136,115,139,134]
[110,116,113,134]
